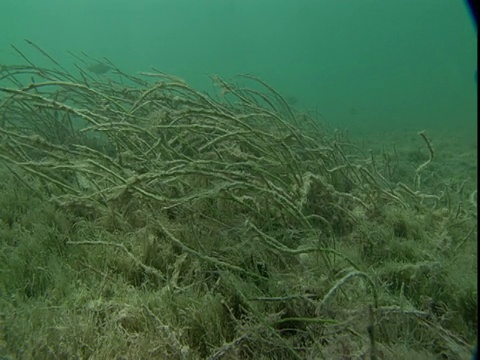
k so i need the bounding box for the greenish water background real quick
[0,0,477,139]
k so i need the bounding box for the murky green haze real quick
[1,0,477,139]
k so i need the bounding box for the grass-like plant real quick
[0,40,476,359]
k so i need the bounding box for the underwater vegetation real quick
[0,41,477,359]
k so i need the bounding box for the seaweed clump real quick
[0,41,476,359]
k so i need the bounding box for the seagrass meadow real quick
[0,42,477,359]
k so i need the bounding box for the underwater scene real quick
[0,1,477,359]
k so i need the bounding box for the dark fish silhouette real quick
[285,95,299,106]
[86,62,112,75]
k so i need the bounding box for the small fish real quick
[285,95,299,106]
[86,62,112,75]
